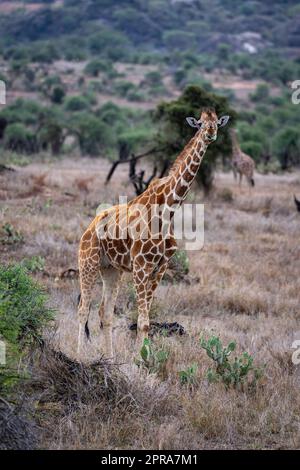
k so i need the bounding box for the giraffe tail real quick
[251,178,255,187]
[85,321,90,340]
[78,294,91,340]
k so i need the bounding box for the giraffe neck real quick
[230,130,240,156]
[167,131,207,208]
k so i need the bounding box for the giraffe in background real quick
[230,128,255,188]
[77,109,230,358]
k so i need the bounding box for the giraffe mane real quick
[168,134,198,176]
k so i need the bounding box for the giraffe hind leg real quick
[77,259,100,356]
[78,292,91,339]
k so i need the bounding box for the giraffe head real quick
[186,108,230,144]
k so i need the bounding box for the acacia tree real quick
[274,127,300,170]
[70,112,114,156]
[3,123,38,154]
[38,109,67,155]
[153,85,236,193]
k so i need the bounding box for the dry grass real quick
[1,158,300,449]
[0,397,37,450]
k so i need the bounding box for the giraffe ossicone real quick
[77,108,230,359]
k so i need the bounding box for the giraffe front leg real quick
[133,257,170,349]
[133,264,152,349]
[136,287,151,349]
[100,268,122,359]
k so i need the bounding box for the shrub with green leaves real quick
[136,338,169,375]
[0,264,54,390]
[0,223,24,246]
[166,249,189,282]
[200,335,263,389]
[179,363,197,386]
[84,59,112,77]
[20,256,45,273]
[172,250,189,274]
[64,96,90,112]
[3,123,37,154]
[0,264,53,349]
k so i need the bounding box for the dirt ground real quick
[1,157,300,449]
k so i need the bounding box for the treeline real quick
[0,98,153,158]
[0,0,300,84]
[3,0,300,47]
[1,83,299,178]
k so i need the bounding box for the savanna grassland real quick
[1,0,300,452]
[1,157,300,449]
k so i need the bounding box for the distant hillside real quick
[1,0,300,171]
[1,0,300,54]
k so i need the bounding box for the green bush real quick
[30,43,60,63]
[84,59,111,77]
[136,338,169,375]
[200,335,263,389]
[218,187,234,203]
[0,224,24,246]
[4,123,37,154]
[250,84,270,102]
[114,80,135,97]
[88,29,130,59]
[179,363,197,386]
[20,256,45,273]
[273,127,300,169]
[38,111,66,155]
[241,141,263,161]
[163,30,196,51]
[64,95,90,112]
[126,89,146,102]
[169,249,189,275]
[0,98,43,126]
[144,71,162,87]
[70,112,115,156]
[0,264,53,349]
[0,264,54,390]
[118,128,150,153]
[51,86,66,104]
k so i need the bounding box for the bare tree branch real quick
[105,146,166,184]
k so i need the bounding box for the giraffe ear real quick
[186,117,201,129]
[218,115,230,128]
